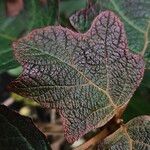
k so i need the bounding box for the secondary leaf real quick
[0,105,50,150]
[0,0,58,73]
[9,11,145,143]
[69,0,150,68]
[69,2,102,32]
[98,116,150,149]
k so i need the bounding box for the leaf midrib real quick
[111,0,150,58]
[110,0,145,33]
[20,43,117,108]
[65,105,115,137]
[124,127,150,149]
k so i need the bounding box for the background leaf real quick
[123,69,150,122]
[0,0,59,73]
[98,116,150,149]
[60,0,86,16]
[9,11,145,143]
[0,105,50,150]
[69,0,150,68]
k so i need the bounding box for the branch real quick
[141,21,150,56]
[74,128,110,150]
[74,105,126,150]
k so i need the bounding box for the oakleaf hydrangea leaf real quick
[98,115,150,150]
[69,0,150,68]
[0,105,50,150]
[9,11,145,143]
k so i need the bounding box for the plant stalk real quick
[74,128,110,150]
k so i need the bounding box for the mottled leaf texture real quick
[98,116,150,150]
[69,0,150,68]
[0,105,50,150]
[9,11,145,143]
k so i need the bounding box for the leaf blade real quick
[98,116,150,149]
[9,11,145,143]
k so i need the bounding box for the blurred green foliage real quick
[0,0,59,73]
[11,93,39,106]
[124,69,150,122]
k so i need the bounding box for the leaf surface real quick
[98,116,150,149]
[9,11,145,143]
[0,0,58,73]
[0,105,50,150]
[69,0,150,68]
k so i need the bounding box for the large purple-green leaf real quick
[9,11,145,143]
[0,105,50,150]
[98,116,150,149]
[69,0,150,68]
